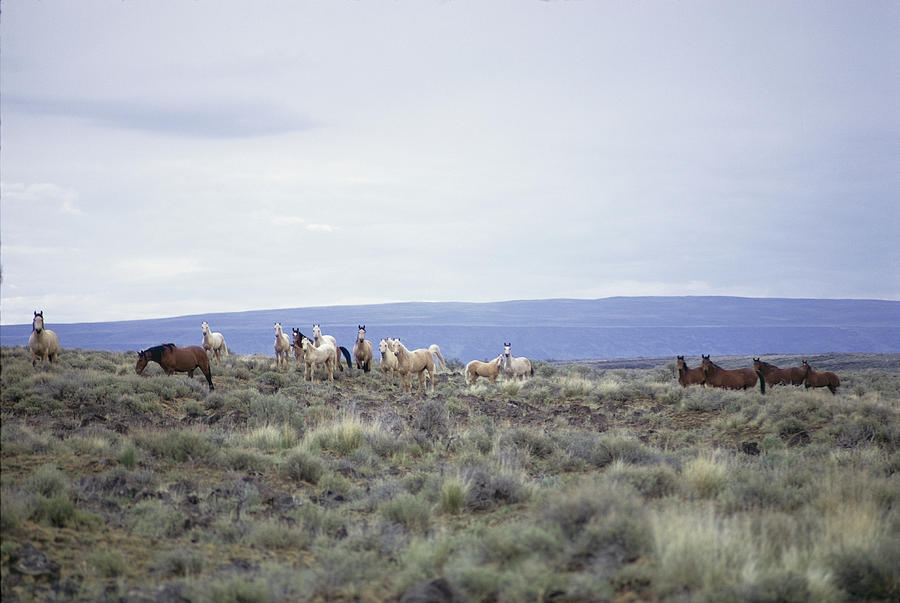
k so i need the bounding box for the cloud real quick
[1,182,82,214]
[115,258,203,281]
[306,224,334,232]
[4,95,315,139]
[271,216,305,226]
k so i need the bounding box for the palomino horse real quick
[379,338,399,385]
[801,360,840,394]
[292,328,307,365]
[466,355,504,385]
[274,323,292,369]
[753,358,804,387]
[312,324,352,374]
[503,343,533,380]
[353,325,373,372]
[201,321,228,365]
[300,336,336,382]
[136,343,214,390]
[676,356,705,387]
[390,339,435,395]
[29,311,60,367]
[701,355,764,393]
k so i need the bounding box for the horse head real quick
[701,355,712,373]
[274,322,284,336]
[676,356,685,369]
[358,325,366,341]
[313,324,322,339]
[135,350,149,374]
[33,311,45,334]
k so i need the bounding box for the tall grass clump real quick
[682,451,731,499]
[242,424,298,451]
[305,415,375,457]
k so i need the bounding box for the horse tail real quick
[530,364,534,377]
[756,370,766,394]
[340,346,353,373]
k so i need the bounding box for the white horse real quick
[292,328,307,366]
[353,325,373,372]
[201,321,228,365]
[390,339,435,395]
[313,324,350,373]
[379,338,399,385]
[29,311,59,367]
[301,336,336,382]
[465,355,504,385]
[429,344,446,372]
[503,343,533,380]
[274,323,292,370]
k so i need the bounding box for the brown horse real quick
[753,358,805,387]
[135,344,214,390]
[701,355,764,393]
[801,360,840,394]
[353,325,373,372]
[676,356,706,387]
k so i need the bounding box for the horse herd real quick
[677,355,840,394]
[26,311,840,396]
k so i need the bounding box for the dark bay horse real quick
[753,358,805,387]
[676,356,706,387]
[702,355,765,393]
[801,360,840,394]
[136,344,214,390]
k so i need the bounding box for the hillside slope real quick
[2,297,898,360]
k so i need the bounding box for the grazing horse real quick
[390,339,435,395]
[503,343,533,380]
[465,355,505,385]
[701,355,764,393]
[353,325,373,372]
[201,321,228,365]
[300,336,336,382]
[312,324,352,374]
[801,360,840,394]
[274,323,292,369]
[429,344,446,372]
[379,338,399,385]
[676,356,706,387]
[29,311,60,367]
[136,343,214,390]
[753,358,805,387]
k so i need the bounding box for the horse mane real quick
[144,343,176,362]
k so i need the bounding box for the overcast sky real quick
[2,1,898,325]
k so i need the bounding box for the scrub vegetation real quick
[2,346,898,601]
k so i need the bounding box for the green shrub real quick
[24,463,68,498]
[30,494,75,528]
[89,549,128,578]
[281,450,326,484]
[830,541,900,601]
[248,520,310,549]
[154,548,203,577]
[438,475,469,515]
[137,428,217,462]
[591,433,656,468]
[128,499,187,538]
[380,492,431,532]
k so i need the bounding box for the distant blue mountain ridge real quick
[2,297,899,362]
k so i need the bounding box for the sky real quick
[1,0,898,325]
